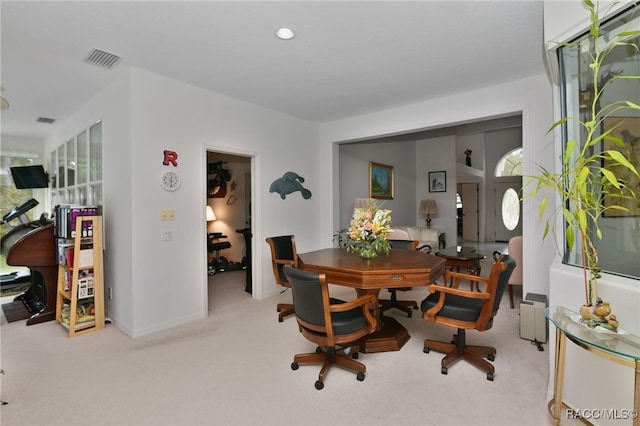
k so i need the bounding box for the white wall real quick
[45,69,134,330]
[319,74,556,301]
[45,67,321,337]
[416,135,457,242]
[338,141,417,228]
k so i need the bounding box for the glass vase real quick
[357,241,378,259]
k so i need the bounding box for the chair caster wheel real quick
[351,352,359,359]
[316,346,322,353]
[356,372,365,381]
[291,362,299,370]
[441,367,448,375]
[407,311,412,318]
[413,305,419,310]
[487,354,495,361]
[315,380,324,390]
[487,373,494,381]
[423,346,430,354]
[278,317,283,323]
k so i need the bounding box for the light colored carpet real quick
[0,251,554,426]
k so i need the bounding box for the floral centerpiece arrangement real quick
[338,201,392,259]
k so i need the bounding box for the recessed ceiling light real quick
[276,27,295,40]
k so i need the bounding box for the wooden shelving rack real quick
[55,215,105,337]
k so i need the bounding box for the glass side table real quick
[545,306,640,426]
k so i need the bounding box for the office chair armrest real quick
[416,244,432,253]
[273,258,296,267]
[427,283,491,300]
[424,283,491,320]
[443,270,489,289]
[329,293,377,313]
[329,294,378,332]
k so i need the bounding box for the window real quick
[557,6,640,279]
[495,148,522,177]
[0,153,40,241]
[51,121,102,206]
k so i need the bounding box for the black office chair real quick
[265,235,298,322]
[283,265,377,390]
[421,254,515,380]
[378,239,420,317]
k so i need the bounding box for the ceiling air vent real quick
[84,48,122,70]
[37,117,56,124]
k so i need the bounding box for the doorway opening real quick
[206,151,253,296]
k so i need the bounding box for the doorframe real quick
[202,144,261,316]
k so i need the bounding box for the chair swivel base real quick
[378,289,419,317]
[379,299,419,317]
[423,330,497,381]
[290,346,365,390]
[277,303,295,322]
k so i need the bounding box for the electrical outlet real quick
[161,230,173,241]
[108,287,113,300]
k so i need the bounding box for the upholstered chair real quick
[421,254,515,380]
[507,236,523,308]
[265,235,298,322]
[283,265,377,390]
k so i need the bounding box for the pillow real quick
[419,228,438,243]
[405,227,422,241]
[388,228,411,240]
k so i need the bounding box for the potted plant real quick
[526,0,639,331]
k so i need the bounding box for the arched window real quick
[495,148,523,177]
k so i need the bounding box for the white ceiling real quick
[0,1,546,140]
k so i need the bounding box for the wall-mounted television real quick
[10,165,49,189]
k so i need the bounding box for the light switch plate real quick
[160,209,175,221]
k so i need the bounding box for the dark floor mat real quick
[2,300,31,322]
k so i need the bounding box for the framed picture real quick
[208,180,227,198]
[429,171,447,192]
[602,117,640,217]
[369,162,394,199]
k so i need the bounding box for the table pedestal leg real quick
[354,289,411,353]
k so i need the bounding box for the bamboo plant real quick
[526,0,640,313]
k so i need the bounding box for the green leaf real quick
[547,117,568,134]
[600,168,621,189]
[566,225,574,251]
[606,150,640,177]
[578,209,587,232]
[539,196,547,218]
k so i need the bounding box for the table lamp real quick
[206,205,216,221]
[419,199,438,228]
[354,198,375,211]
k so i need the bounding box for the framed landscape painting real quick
[369,162,394,199]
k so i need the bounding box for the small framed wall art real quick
[429,171,446,193]
[369,162,394,199]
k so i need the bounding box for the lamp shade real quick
[419,199,438,215]
[354,198,375,210]
[206,206,216,221]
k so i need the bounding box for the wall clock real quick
[160,171,181,191]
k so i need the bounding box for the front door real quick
[494,179,522,242]
[461,183,478,242]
